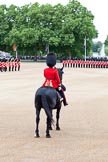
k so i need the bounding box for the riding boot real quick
[63,98,68,106]
[58,89,68,106]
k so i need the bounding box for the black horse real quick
[34,67,64,138]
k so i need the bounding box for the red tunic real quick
[42,67,61,88]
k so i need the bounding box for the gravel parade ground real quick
[0,62,108,162]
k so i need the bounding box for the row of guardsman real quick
[0,57,20,72]
[62,60,108,68]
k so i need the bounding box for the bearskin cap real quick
[46,53,56,67]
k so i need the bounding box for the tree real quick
[104,35,108,56]
[0,0,98,59]
[0,5,9,51]
[64,0,98,58]
[92,41,102,54]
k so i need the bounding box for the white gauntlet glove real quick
[58,86,62,91]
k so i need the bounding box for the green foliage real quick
[105,46,108,56]
[92,41,102,53]
[104,35,108,56]
[104,36,108,56]
[104,35,108,46]
[0,0,98,58]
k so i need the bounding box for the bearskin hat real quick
[46,53,56,67]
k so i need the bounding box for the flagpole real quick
[84,36,86,62]
[12,44,17,58]
[16,50,18,58]
[47,43,49,53]
[45,43,49,54]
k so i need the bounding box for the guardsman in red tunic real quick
[0,59,3,72]
[2,58,6,72]
[4,59,7,72]
[2,59,4,72]
[42,53,68,106]
[0,59,2,72]
[14,58,17,71]
[8,58,11,71]
[17,59,20,71]
[11,58,14,71]
[0,59,2,71]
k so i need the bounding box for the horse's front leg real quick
[46,117,51,138]
[35,108,40,138]
[56,108,61,130]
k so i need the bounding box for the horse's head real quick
[56,66,64,83]
[57,66,66,91]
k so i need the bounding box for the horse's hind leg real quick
[46,117,51,138]
[56,108,61,130]
[49,111,53,130]
[35,108,41,138]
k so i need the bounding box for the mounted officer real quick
[42,53,68,106]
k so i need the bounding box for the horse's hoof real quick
[49,127,53,130]
[56,127,60,130]
[46,134,51,138]
[34,134,40,138]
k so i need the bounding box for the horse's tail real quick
[41,95,54,125]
